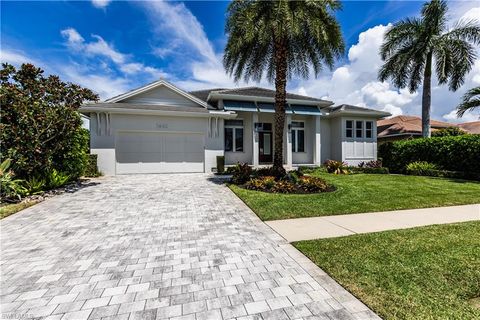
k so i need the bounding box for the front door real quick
[259,131,272,163]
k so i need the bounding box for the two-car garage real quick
[115,131,205,174]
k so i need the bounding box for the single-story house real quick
[80,80,390,174]
[377,115,480,143]
[377,115,456,143]
[458,121,480,134]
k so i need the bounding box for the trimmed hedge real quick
[379,135,480,176]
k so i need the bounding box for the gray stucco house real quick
[80,80,390,174]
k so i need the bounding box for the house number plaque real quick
[156,123,168,129]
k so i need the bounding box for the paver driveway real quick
[1,174,379,320]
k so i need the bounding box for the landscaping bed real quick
[294,221,480,320]
[230,168,480,221]
[227,163,335,194]
[0,178,99,219]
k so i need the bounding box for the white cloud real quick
[442,109,479,123]
[61,65,130,99]
[61,28,84,44]
[91,0,111,9]
[61,29,126,63]
[294,13,480,122]
[460,7,480,22]
[0,49,40,66]
[60,27,168,84]
[295,24,417,116]
[142,0,217,64]
[138,0,271,91]
[0,48,130,99]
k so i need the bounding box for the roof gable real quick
[106,80,211,109]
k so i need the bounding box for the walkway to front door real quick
[0,174,378,320]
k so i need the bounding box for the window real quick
[346,120,353,138]
[291,121,305,152]
[346,120,374,139]
[356,121,363,138]
[225,120,244,152]
[365,121,373,138]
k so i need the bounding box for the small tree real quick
[0,63,98,178]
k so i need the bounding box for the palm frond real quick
[223,0,344,84]
[457,86,480,117]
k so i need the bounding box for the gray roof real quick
[189,88,227,103]
[328,104,390,115]
[81,103,209,113]
[190,87,328,103]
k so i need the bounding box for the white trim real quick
[105,80,211,109]
[208,92,333,107]
[225,118,244,153]
[81,107,236,119]
[291,120,305,153]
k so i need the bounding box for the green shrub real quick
[216,156,225,173]
[0,159,27,202]
[0,63,98,179]
[53,128,90,179]
[298,176,331,193]
[379,135,480,176]
[252,167,277,178]
[23,176,47,196]
[231,163,253,185]
[47,169,70,189]
[245,176,276,191]
[84,154,101,177]
[271,180,296,193]
[324,160,349,174]
[406,161,439,176]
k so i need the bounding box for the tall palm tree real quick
[224,0,344,173]
[457,86,480,118]
[378,0,480,137]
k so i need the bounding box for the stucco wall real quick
[320,118,331,163]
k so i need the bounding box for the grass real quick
[294,221,480,320]
[0,200,39,219]
[229,171,480,220]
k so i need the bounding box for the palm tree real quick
[224,0,344,173]
[378,0,480,137]
[457,86,480,118]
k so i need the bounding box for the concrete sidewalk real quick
[266,204,480,242]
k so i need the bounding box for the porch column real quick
[286,114,293,168]
[252,112,259,167]
[314,115,321,166]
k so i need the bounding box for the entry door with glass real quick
[257,123,273,163]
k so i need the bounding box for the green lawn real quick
[294,222,480,320]
[229,171,480,220]
[0,201,39,219]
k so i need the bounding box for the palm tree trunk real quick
[273,39,287,175]
[422,52,432,138]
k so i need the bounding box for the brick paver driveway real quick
[1,174,379,320]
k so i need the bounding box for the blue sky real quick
[1,0,479,122]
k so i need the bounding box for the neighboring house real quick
[377,115,457,143]
[80,80,389,174]
[458,121,480,134]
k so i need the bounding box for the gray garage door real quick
[115,131,204,174]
